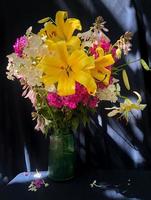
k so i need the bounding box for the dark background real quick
[0,0,151,183]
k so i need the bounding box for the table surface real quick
[1,169,151,200]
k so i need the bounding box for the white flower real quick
[106,91,146,121]
[23,34,49,58]
[97,79,120,103]
[6,54,25,79]
[6,34,46,87]
[45,84,56,92]
[23,87,37,107]
[19,64,43,86]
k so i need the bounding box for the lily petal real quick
[74,71,96,95]
[64,18,82,41]
[95,54,115,67]
[39,22,57,40]
[55,11,67,38]
[67,36,81,51]
[69,50,95,71]
[37,56,63,70]
[91,67,111,85]
[58,72,75,96]
[107,109,120,117]
[56,41,68,64]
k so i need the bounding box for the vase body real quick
[48,130,75,181]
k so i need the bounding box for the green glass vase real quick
[48,131,75,181]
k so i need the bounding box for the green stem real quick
[119,95,128,99]
[115,58,141,69]
[48,107,58,131]
[49,17,56,24]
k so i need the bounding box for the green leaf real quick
[81,114,89,127]
[140,59,151,71]
[71,117,79,131]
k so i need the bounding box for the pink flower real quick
[97,82,107,89]
[33,179,44,188]
[13,35,28,57]
[100,38,111,52]
[47,93,62,108]
[35,116,45,133]
[90,43,99,59]
[47,83,99,110]
[89,97,99,108]
[90,39,111,58]
[24,89,37,107]
[111,47,119,61]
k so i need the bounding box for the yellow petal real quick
[39,22,57,39]
[37,56,63,70]
[96,47,104,59]
[55,11,67,28]
[95,54,115,67]
[38,62,62,87]
[74,71,96,95]
[57,73,75,96]
[67,36,81,52]
[64,18,82,40]
[55,11,67,38]
[42,75,58,86]
[56,41,68,64]
[122,70,130,90]
[45,39,55,51]
[69,50,95,71]
[91,68,110,85]
[93,53,114,85]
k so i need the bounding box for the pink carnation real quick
[100,38,111,52]
[90,43,99,59]
[13,35,28,57]
[90,39,111,58]
[89,97,99,108]
[47,93,62,108]
[33,179,44,189]
[47,83,99,110]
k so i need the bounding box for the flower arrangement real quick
[6,11,147,135]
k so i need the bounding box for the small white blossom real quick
[97,79,120,103]
[23,34,49,58]
[45,84,56,92]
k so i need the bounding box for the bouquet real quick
[6,10,149,181]
[6,11,147,135]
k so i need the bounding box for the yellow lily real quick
[39,11,82,51]
[37,41,96,96]
[106,91,146,121]
[91,47,115,85]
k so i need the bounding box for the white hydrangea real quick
[6,53,26,80]
[6,33,50,87]
[97,79,120,103]
[19,65,43,86]
[23,34,49,58]
[6,53,43,87]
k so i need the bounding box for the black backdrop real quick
[0,0,151,182]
